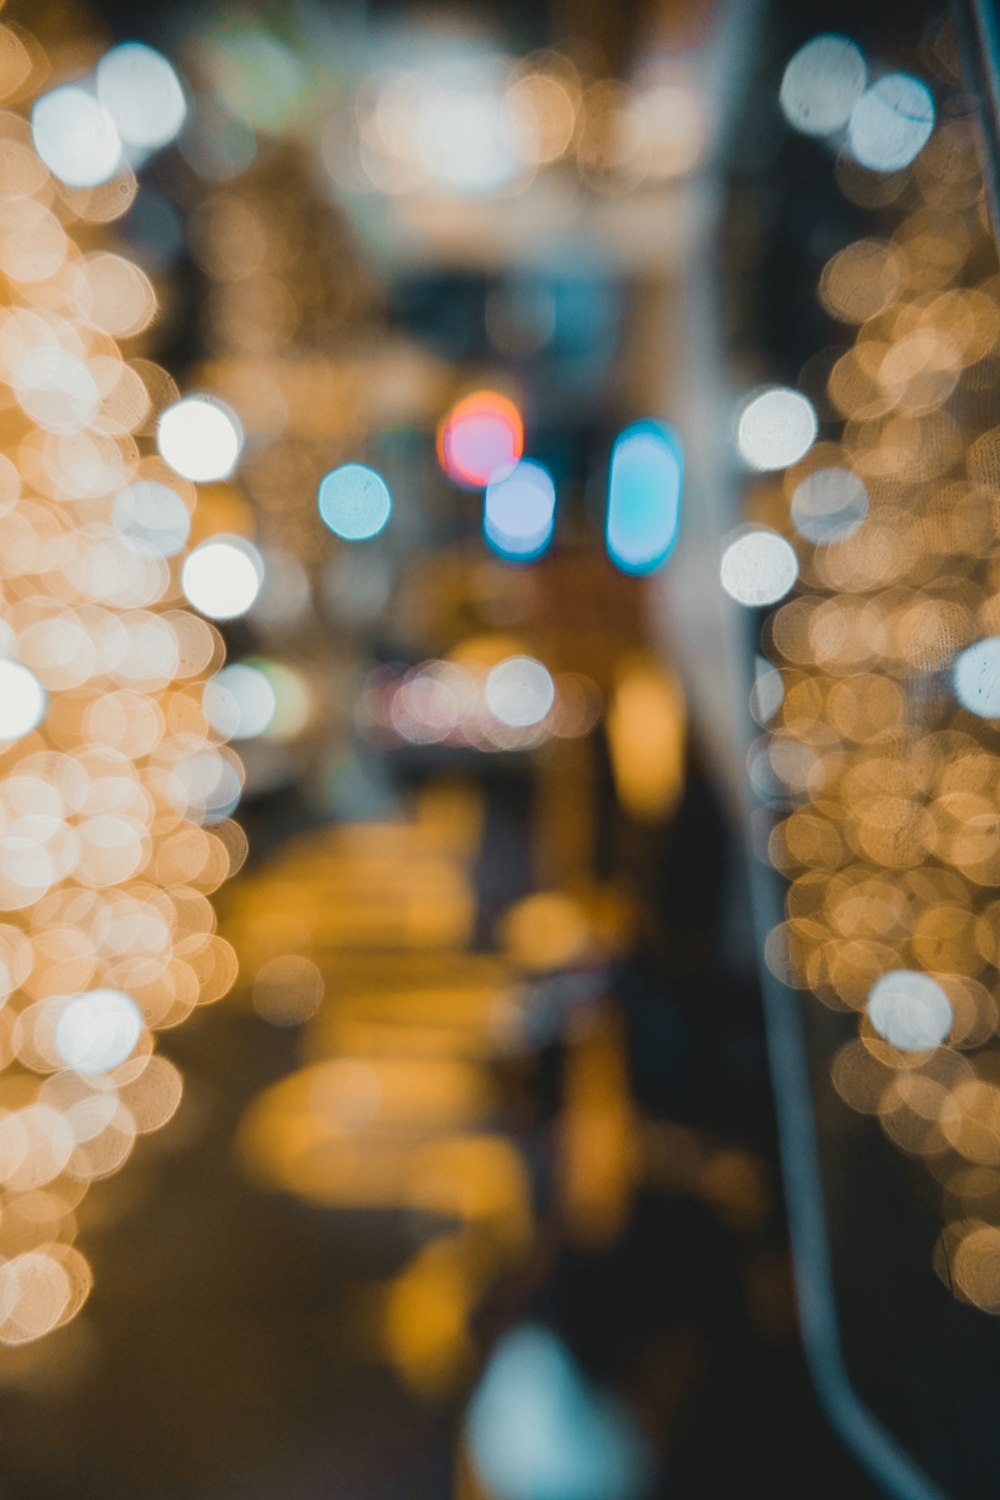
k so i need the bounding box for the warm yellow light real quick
[606,655,686,822]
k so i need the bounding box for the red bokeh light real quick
[436,390,524,488]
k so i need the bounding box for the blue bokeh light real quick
[484,460,556,561]
[605,420,683,576]
[318,463,392,541]
[466,1324,651,1500]
[954,637,1000,719]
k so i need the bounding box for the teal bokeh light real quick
[318,464,392,541]
[605,420,682,576]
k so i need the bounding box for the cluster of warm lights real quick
[0,29,252,1344]
[169,13,703,199]
[358,651,601,752]
[326,50,704,200]
[754,49,1000,1312]
[177,121,401,620]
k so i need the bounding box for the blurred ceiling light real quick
[112,479,191,558]
[779,34,866,136]
[31,86,122,187]
[605,419,682,576]
[181,536,264,620]
[848,73,935,172]
[790,466,868,543]
[737,387,817,471]
[55,988,143,1074]
[158,396,243,482]
[203,663,277,740]
[95,43,187,151]
[0,661,46,740]
[484,460,556,561]
[953,638,1000,717]
[318,463,392,541]
[867,970,952,1052]
[720,529,799,606]
[438,391,524,488]
[485,656,554,728]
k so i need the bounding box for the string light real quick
[0,23,245,1345]
[761,71,1000,1310]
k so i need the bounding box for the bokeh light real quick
[318,463,392,541]
[31,86,122,188]
[605,420,683,575]
[720,530,798,606]
[414,72,523,194]
[953,639,1000,718]
[867,971,952,1052]
[484,460,556,561]
[750,656,784,725]
[182,536,264,620]
[158,396,243,482]
[438,391,524,488]
[203,663,277,740]
[13,348,100,435]
[737,388,817,471]
[112,480,191,558]
[0,662,47,740]
[256,661,311,740]
[848,74,935,172]
[485,656,555,727]
[55,989,143,1074]
[252,954,324,1027]
[95,43,187,151]
[467,1324,651,1500]
[779,34,866,137]
[790,467,868,543]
